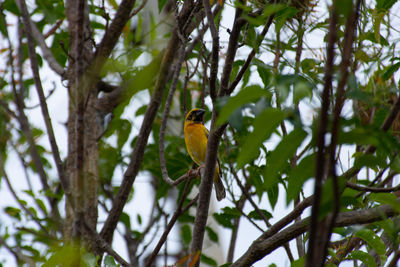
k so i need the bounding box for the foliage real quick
[0,0,400,266]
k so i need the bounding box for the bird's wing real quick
[204,126,209,139]
[203,126,222,177]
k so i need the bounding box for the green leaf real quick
[213,207,241,229]
[181,224,192,245]
[291,256,305,267]
[120,212,131,229]
[236,108,287,168]
[158,0,168,13]
[293,80,313,104]
[382,62,400,81]
[117,119,132,149]
[355,229,386,256]
[369,193,400,212]
[263,128,308,189]
[353,153,386,170]
[104,255,119,267]
[4,206,21,220]
[82,252,98,267]
[247,209,273,221]
[267,184,279,209]
[205,226,219,243]
[375,0,398,11]
[221,207,241,217]
[200,254,217,267]
[275,6,299,32]
[287,154,315,204]
[216,85,270,126]
[35,198,48,215]
[349,250,377,267]
[137,214,142,225]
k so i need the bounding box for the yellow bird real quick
[184,108,226,201]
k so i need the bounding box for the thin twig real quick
[0,158,49,235]
[228,14,274,94]
[158,29,190,186]
[14,0,65,76]
[146,178,198,267]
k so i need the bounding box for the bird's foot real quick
[196,165,204,177]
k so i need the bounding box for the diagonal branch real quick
[14,0,65,77]
[228,14,275,94]
[232,204,398,267]
[145,180,198,267]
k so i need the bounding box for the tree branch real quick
[145,180,198,266]
[233,204,398,267]
[14,0,65,77]
[307,2,337,265]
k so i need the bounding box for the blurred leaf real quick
[104,255,119,267]
[82,252,97,267]
[237,108,287,169]
[382,62,400,81]
[291,257,305,267]
[2,0,21,15]
[158,0,168,12]
[355,229,386,256]
[353,153,386,170]
[349,250,377,267]
[263,128,307,189]
[200,254,217,267]
[4,206,21,221]
[247,209,272,221]
[181,224,192,245]
[205,226,219,243]
[216,85,270,126]
[375,0,398,11]
[120,212,131,229]
[361,32,389,46]
[136,214,142,225]
[293,80,313,104]
[287,154,315,204]
[35,198,47,216]
[268,184,279,209]
[369,193,400,212]
[275,6,299,32]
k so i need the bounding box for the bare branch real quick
[14,0,65,77]
[233,204,398,267]
[228,14,274,94]
[202,0,219,101]
[146,179,198,267]
[0,237,35,267]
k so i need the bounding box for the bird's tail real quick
[214,172,226,201]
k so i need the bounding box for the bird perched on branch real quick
[184,108,226,201]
